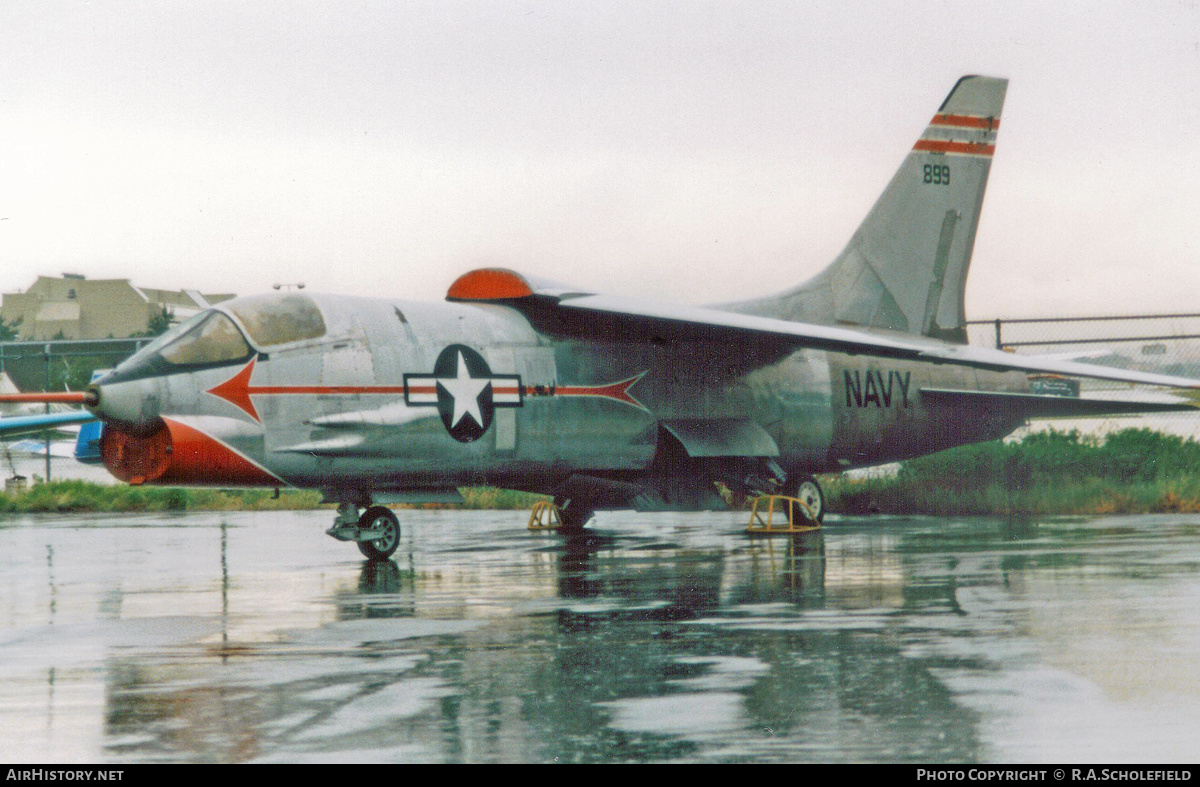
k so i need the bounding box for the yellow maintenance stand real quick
[746,494,822,534]
[527,500,563,530]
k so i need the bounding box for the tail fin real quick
[735,76,1007,342]
[831,75,1006,341]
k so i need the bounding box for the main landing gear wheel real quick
[357,505,401,560]
[793,476,825,525]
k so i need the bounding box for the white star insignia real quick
[436,351,491,429]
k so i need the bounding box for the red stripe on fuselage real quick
[248,385,408,395]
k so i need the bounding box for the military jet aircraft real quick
[4,75,1198,559]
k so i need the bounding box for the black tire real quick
[792,476,825,525]
[357,506,401,560]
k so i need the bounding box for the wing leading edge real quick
[446,268,1200,390]
[919,388,1198,419]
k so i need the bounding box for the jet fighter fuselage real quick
[87,289,1030,503]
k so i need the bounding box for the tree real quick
[133,306,174,337]
[0,315,22,341]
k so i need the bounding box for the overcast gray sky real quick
[3,1,1200,319]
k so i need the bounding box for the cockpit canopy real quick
[225,294,326,348]
[96,293,331,387]
[138,294,327,369]
[160,312,250,366]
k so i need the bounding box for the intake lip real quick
[99,416,282,487]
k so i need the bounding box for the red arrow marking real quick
[208,358,649,422]
[552,373,648,411]
[207,357,407,423]
[207,357,261,422]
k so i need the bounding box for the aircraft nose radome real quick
[89,377,162,429]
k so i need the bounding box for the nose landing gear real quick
[326,503,401,560]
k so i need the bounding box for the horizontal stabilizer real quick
[919,388,1198,419]
[74,421,104,464]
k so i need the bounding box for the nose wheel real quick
[327,503,401,560]
[357,506,401,560]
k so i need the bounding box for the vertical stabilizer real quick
[831,75,1006,341]
[732,76,1006,342]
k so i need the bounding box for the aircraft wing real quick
[446,269,1200,390]
[919,388,1198,418]
[0,411,97,440]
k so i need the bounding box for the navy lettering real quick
[862,372,882,407]
[895,370,911,407]
[845,369,913,408]
[844,370,862,407]
[877,370,893,407]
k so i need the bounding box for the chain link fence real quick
[1,338,147,483]
[966,314,1200,440]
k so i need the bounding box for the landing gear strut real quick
[326,503,401,560]
[555,497,595,532]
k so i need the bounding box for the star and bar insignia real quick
[404,344,522,443]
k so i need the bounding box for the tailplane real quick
[733,75,1007,343]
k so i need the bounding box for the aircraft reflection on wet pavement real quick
[11,508,1200,763]
[94,517,977,763]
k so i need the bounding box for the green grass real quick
[458,487,550,509]
[0,481,325,514]
[0,481,547,514]
[824,427,1200,516]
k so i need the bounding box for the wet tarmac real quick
[2,508,1200,764]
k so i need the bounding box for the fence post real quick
[43,343,51,483]
[994,318,1003,350]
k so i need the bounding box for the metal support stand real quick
[747,495,821,534]
[528,500,563,530]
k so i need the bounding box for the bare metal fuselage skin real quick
[91,292,1029,506]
